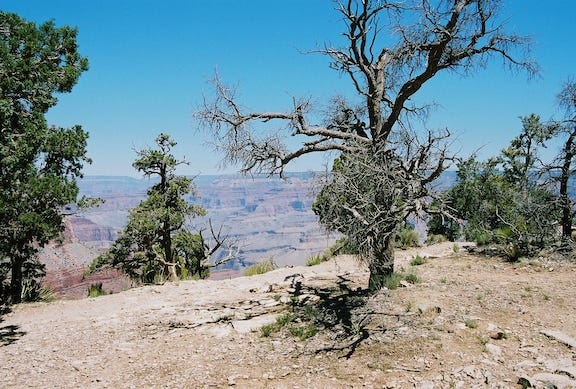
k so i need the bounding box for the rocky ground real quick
[1,242,575,388]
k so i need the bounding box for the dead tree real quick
[196,0,536,291]
[198,219,240,274]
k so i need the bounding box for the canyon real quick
[41,173,335,298]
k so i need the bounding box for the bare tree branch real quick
[199,219,241,269]
[196,0,536,290]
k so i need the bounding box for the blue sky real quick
[3,1,575,177]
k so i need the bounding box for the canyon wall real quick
[65,173,334,269]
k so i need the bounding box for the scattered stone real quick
[544,358,576,379]
[532,372,576,388]
[558,365,576,379]
[414,381,435,389]
[206,324,232,338]
[540,329,576,349]
[297,294,320,304]
[417,304,441,314]
[459,365,484,380]
[260,284,274,293]
[516,360,540,369]
[490,331,507,340]
[258,298,280,308]
[485,343,502,357]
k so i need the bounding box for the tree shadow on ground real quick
[0,306,26,346]
[284,273,376,359]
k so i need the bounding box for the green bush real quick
[426,210,461,242]
[464,319,478,329]
[330,237,359,255]
[382,267,421,290]
[260,313,294,337]
[410,255,426,266]
[402,268,420,284]
[260,312,318,341]
[21,279,56,303]
[260,324,274,337]
[471,230,492,246]
[307,237,360,266]
[289,323,318,341]
[382,273,403,290]
[425,233,447,245]
[395,225,420,249]
[244,259,277,276]
[87,283,107,298]
[306,254,326,266]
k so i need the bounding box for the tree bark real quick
[368,235,395,292]
[10,258,24,304]
[167,263,178,282]
[559,129,575,240]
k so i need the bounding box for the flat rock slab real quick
[540,329,576,349]
[232,313,280,334]
[531,373,576,389]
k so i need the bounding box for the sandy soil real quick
[1,242,575,388]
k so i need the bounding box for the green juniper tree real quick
[546,81,576,241]
[0,12,90,304]
[89,134,237,284]
[433,115,560,259]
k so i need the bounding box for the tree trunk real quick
[559,130,575,240]
[368,235,395,292]
[560,173,572,239]
[167,263,178,282]
[10,258,24,304]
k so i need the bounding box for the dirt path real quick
[1,242,575,388]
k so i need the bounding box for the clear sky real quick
[2,1,575,177]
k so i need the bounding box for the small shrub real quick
[474,231,492,246]
[289,323,318,341]
[306,254,326,267]
[244,259,277,276]
[21,279,56,303]
[328,237,359,256]
[395,225,420,249]
[302,305,319,320]
[260,324,274,337]
[464,319,478,329]
[503,243,522,262]
[405,301,413,312]
[260,313,294,337]
[425,233,447,245]
[276,313,294,327]
[410,255,426,266]
[307,238,360,267]
[87,283,107,298]
[402,268,420,284]
[382,273,402,290]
